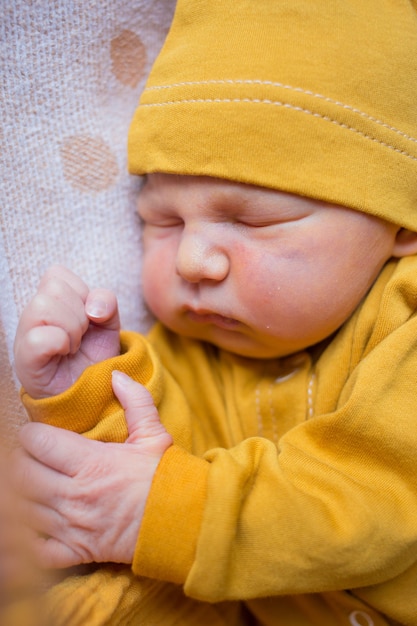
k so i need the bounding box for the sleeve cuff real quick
[132,445,209,585]
[20,331,160,442]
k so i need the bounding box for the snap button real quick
[349,611,374,626]
[274,352,309,382]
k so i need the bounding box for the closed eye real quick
[147,218,183,228]
[137,204,183,228]
[233,215,305,228]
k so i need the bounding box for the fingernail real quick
[112,370,132,386]
[86,300,108,319]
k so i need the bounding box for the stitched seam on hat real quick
[140,98,417,162]
[144,80,417,146]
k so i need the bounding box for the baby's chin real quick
[176,327,295,360]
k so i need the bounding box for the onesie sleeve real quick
[20,330,193,449]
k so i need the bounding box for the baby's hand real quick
[14,265,121,399]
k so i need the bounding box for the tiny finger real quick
[17,287,88,354]
[16,325,70,369]
[85,288,120,330]
[39,265,89,301]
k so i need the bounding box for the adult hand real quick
[12,372,172,569]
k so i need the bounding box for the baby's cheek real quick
[142,255,169,310]
[234,248,274,303]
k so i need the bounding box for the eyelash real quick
[233,219,284,230]
[142,218,184,228]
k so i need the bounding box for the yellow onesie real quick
[21,256,417,626]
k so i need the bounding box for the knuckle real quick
[31,426,59,458]
[28,292,50,318]
[71,536,95,563]
[80,458,109,484]
[27,292,62,329]
[41,276,66,300]
[24,326,50,352]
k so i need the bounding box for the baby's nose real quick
[175,227,230,283]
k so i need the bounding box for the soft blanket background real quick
[0,0,176,446]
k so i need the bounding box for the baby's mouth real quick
[186,309,240,329]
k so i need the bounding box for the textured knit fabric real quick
[128,0,417,231]
[22,255,417,625]
[0,0,175,447]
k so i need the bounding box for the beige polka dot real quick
[60,135,119,193]
[110,30,147,87]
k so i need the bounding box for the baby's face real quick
[138,174,399,358]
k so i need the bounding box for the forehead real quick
[142,173,261,200]
[139,173,324,215]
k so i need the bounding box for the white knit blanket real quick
[0,0,176,444]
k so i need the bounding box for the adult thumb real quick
[111,370,172,450]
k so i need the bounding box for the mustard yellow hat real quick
[128,0,417,230]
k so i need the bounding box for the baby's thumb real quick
[111,371,172,451]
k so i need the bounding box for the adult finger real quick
[111,371,173,450]
[32,533,84,570]
[17,422,99,477]
[11,446,70,502]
